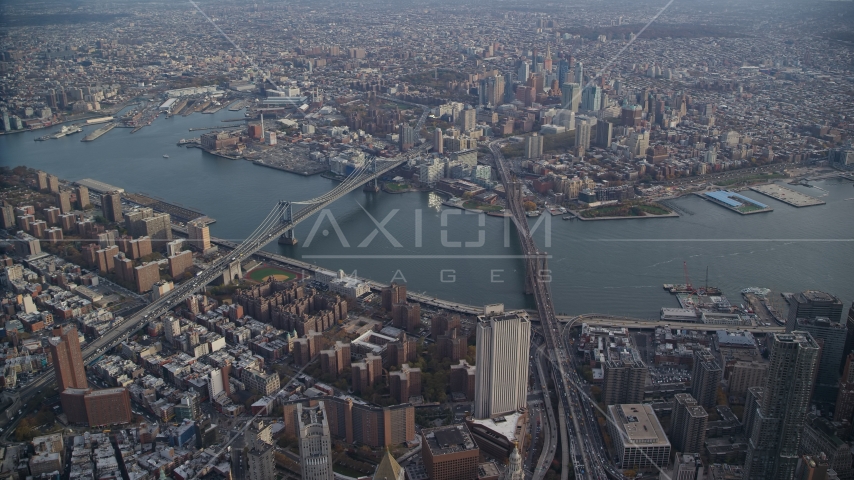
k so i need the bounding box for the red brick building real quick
[84,388,132,427]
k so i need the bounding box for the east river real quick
[2,108,853,317]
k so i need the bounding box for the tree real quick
[523,201,537,211]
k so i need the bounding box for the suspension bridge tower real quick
[363,155,380,193]
[278,202,298,245]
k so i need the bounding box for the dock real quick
[123,192,213,224]
[228,100,247,111]
[749,184,825,207]
[701,190,773,215]
[81,123,116,142]
[252,159,327,176]
[76,178,125,193]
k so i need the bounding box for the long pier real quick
[81,123,116,142]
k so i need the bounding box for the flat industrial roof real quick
[704,190,768,209]
[423,424,478,456]
[469,411,525,443]
[609,404,670,447]
[716,330,756,346]
[76,178,124,193]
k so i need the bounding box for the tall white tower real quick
[298,402,335,480]
[474,311,531,419]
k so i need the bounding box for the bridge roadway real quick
[4,136,432,419]
[491,140,615,480]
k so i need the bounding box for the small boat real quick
[163,154,169,158]
[526,210,541,217]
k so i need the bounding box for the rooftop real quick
[609,404,670,447]
[469,411,525,443]
[423,423,478,456]
[716,330,756,346]
[86,387,126,397]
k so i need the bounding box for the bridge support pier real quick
[363,178,379,193]
[278,233,297,245]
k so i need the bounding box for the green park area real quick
[463,200,503,212]
[246,265,297,282]
[383,182,409,192]
[714,173,786,187]
[737,203,765,213]
[579,202,672,219]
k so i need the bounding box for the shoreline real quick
[251,159,326,176]
[569,211,680,221]
[173,224,787,332]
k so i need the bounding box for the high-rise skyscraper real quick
[629,130,650,157]
[744,332,819,480]
[575,120,591,152]
[0,203,14,229]
[247,420,275,480]
[101,191,123,223]
[517,62,530,83]
[461,108,476,132]
[124,207,172,244]
[76,185,90,209]
[399,124,416,151]
[834,353,854,423]
[574,62,584,84]
[595,121,613,147]
[49,325,88,392]
[786,291,844,331]
[47,175,59,194]
[581,85,602,111]
[298,402,334,480]
[479,75,505,107]
[602,350,647,406]
[543,45,552,72]
[474,311,530,419]
[691,348,722,409]
[842,305,854,374]
[561,83,581,112]
[792,316,846,402]
[381,282,407,311]
[670,393,708,454]
[187,219,212,252]
[433,128,443,154]
[557,59,570,86]
[524,134,544,159]
[56,192,72,214]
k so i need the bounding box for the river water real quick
[2,108,853,317]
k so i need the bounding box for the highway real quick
[533,343,559,478]
[556,314,786,334]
